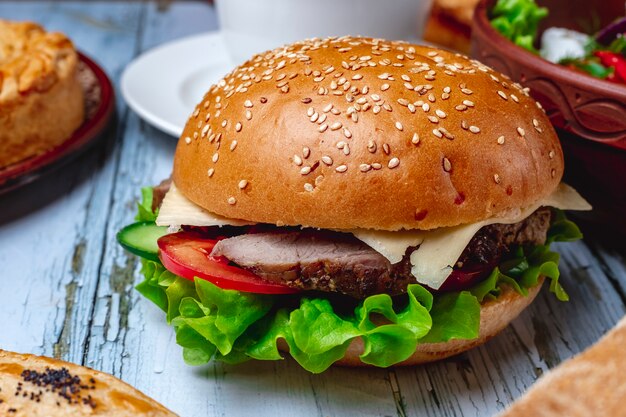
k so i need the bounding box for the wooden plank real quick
[0,2,144,369]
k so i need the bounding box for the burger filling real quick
[119,180,588,372]
[210,207,552,298]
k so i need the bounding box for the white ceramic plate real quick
[121,32,233,137]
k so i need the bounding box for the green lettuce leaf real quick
[131,203,583,372]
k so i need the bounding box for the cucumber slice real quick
[117,221,169,261]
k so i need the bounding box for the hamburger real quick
[117,36,590,373]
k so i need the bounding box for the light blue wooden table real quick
[0,2,624,416]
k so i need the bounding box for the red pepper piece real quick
[594,51,626,82]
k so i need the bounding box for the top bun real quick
[173,37,563,230]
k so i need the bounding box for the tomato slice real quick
[157,232,300,295]
[437,260,498,292]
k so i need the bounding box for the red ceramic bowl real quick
[471,0,626,236]
[472,0,626,148]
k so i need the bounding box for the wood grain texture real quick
[0,2,624,417]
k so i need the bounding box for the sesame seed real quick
[310,112,319,122]
[549,150,555,159]
[343,128,352,138]
[304,183,314,192]
[331,122,342,130]
[382,143,390,155]
[184,136,191,144]
[510,94,519,103]
[388,157,400,169]
[455,105,467,111]
[207,168,214,177]
[301,97,312,104]
[293,155,303,166]
[323,103,333,113]
[335,164,348,173]
[244,100,253,108]
[235,122,242,132]
[469,125,480,134]
[435,109,447,118]
[230,140,238,151]
[422,103,430,112]
[352,74,363,80]
[494,174,501,184]
[439,127,454,139]
[517,127,525,137]
[381,83,390,91]
[461,120,469,130]
[212,153,219,163]
[551,169,556,178]
[497,135,505,145]
[238,180,248,189]
[336,141,346,149]
[319,124,328,132]
[532,119,539,127]
[318,113,327,123]
[371,162,382,170]
[412,133,420,145]
[378,73,390,80]
[321,155,333,165]
[443,157,452,172]
[303,147,311,158]
[373,105,381,114]
[395,121,403,131]
[343,144,350,155]
[497,90,508,100]
[359,163,371,172]
[367,140,377,153]
[443,86,451,93]
[433,129,443,138]
[228,197,236,205]
[307,107,314,117]
[463,100,474,107]
[371,94,381,101]
[300,166,311,175]
[427,115,439,124]
[461,88,473,95]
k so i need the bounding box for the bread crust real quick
[277,279,543,367]
[0,350,176,417]
[174,37,563,231]
[0,20,84,168]
[499,315,626,417]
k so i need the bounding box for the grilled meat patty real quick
[211,208,552,298]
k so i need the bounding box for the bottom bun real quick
[0,350,175,417]
[337,278,544,367]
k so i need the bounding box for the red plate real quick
[0,52,116,194]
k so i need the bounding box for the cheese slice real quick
[156,184,255,227]
[352,183,591,289]
[156,182,590,290]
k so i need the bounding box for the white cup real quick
[215,0,434,64]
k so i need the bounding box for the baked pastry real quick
[0,20,84,168]
[0,350,176,416]
[499,315,626,417]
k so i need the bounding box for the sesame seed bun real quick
[173,37,563,230]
